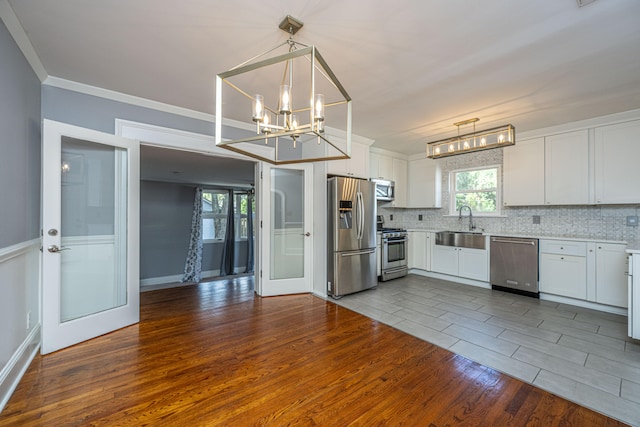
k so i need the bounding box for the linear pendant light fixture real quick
[426,118,515,159]
[215,15,352,165]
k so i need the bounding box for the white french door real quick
[41,120,139,354]
[257,162,313,296]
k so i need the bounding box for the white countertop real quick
[405,229,628,245]
[626,240,640,254]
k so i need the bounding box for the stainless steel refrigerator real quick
[327,176,377,298]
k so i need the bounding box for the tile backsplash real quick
[378,148,640,242]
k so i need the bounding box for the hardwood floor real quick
[0,277,627,426]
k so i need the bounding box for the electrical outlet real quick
[390,214,394,221]
[418,214,423,221]
[627,215,639,227]
[533,215,541,225]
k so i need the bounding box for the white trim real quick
[140,268,249,288]
[409,269,492,289]
[45,77,216,122]
[540,293,627,316]
[141,274,186,288]
[0,1,47,82]
[115,119,257,162]
[448,164,502,216]
[409,270,628,316]
[370,146,410,159]
[0,324,40,413]
[517,108,640,141]
[0,238,40,263]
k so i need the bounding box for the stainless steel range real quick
[380,228,408,281]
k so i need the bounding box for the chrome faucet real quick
[458,205,476,231]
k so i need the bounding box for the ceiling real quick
[6,0,640,156]
[140,145,255,188]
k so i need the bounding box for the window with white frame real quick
[202,190,228,242]
[234,193,251,241]
[449,165,501,216]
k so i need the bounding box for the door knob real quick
[302,232,311,237]
[48,245,69,253]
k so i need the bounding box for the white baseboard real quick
[140,268,250,288]
[140,274,184,287]
[408,270,628,315]
[409,269,492,289]
[0,324,41,413]
[540,293,628,316]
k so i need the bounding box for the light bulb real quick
[498,133,505,143]
[463,140,470,150]
[314,94,325,121]
[279,85,291,114]
[480,137,487,146]
[448,143,455,153]
[435,147,441,155]
[252,94,264,122]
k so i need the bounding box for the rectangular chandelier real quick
[426,120,515,159]
[215,16,352,165]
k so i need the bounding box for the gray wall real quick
[140,180,249,280]
[0,16,41,407]
[42,85,254,141]
[140,180,193,279]
[0,20,41,248]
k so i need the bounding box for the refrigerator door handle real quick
[358,191,365,240]
[355,191,363,240]
[340,249,376,257]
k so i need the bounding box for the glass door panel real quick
[270,168,304,280]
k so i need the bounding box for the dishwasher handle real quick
[491,237,537,246]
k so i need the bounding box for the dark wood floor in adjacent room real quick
[0,277,627,426]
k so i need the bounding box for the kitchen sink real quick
[435,231,486,250]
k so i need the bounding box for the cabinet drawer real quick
[539,239,587,256]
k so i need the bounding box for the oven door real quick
[383,237,408,270]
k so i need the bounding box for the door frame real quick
[115,119,319,297]
[115,120,261,283]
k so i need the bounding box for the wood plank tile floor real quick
[333,274,640,426]
[0,275,629,426]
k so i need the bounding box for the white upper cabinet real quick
[594,120,640,204]
[390,158,407,207]
[327,141,369,179]
[370,153,393,180]
[503,137,544,206]
[407,158,441,208]
[544,130,590,205]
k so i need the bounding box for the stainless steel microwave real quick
[371,179,395,201]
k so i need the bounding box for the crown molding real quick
[0,0,47,81]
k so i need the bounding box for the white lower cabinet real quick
[539,239,628,307]
[408,231,431,271]
[593,243,628,307]
[540,252,587,299]
[432,244,488,281]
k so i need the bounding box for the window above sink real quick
[449,165,501,217]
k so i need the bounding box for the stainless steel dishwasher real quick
[490,236,539,297]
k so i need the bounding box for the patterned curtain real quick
[182,186,203,282]
[220,189,235,276]
[246,191,254,273]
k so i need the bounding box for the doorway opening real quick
[139,144,257,292]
